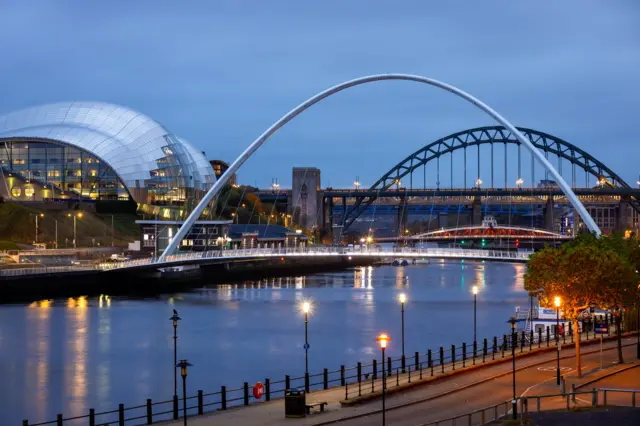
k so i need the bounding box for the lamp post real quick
[508,317,517,420]
[377,333,391,426]
[399,293,406,373]
[170,310,181,418]
[516,178,523,189]
[354,177,360,191]
[472,286,478,345]
[555,296,561,385]
[302,301,310,390]
[67,212,83,248]
[33,213,44,245]
[176,360,193,426]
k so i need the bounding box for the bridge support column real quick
[322,197,334,244]
[398,196,409,235]
[544,197,554,231]
[472,196,482,225]
[616,197,630,234]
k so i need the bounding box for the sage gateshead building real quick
[0,102,216,219]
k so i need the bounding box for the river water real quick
[0,260,528,425]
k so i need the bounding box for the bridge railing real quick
[0,265,98,277]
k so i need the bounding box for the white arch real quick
[158,74,600,262]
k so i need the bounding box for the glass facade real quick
[0,102,215,218]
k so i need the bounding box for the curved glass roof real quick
[0,102,215,203]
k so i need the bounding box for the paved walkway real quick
[162,334,639,426]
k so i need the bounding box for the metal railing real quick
[0,265,98,277]
[24,320,626,426]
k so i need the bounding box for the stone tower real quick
[291,167,321,229]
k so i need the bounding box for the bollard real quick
[244,382,250,405]
[340,365,345,386]
[265,378,271,401]
[57,414,62,426]
[373,359,378,380]
[451,344,456,370]
[119,404,124,426]
[198,390,203,415]
[89,408,95,426]
[462,342,467,367]
[146,399,152,424]
[221,385,227,410]
[357,362,362,383]
[173,394,179,419]
[323,368,329,390]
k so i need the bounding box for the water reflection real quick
[2,262,529,426]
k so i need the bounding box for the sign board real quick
[253,382,265,399]
[594,323,608,334]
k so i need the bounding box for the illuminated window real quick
[76,158,82,163]
[24,185,35,198]
[11,186,21,197]
[90,170,97,177]
[75,170,82,177]
[47,170,60,177]
[86,158,93,164]
[13,159,25,165]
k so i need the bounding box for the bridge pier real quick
[398,196,409,235]
[472,196,482,225]
[616,197,631,234]
[544,196,554,231]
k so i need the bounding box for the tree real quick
[524,235,635,376]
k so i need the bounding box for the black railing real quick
[24,314,626,426]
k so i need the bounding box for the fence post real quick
[323,368,328,390]
[221,385,227,410]
[388,357,392,377]
[571,384,576,403]
[415,351,419,370]
[529,330,533,351]
[538,328,542,348]
[119,404,124,426]
[493,336,497,360]
[546,326,550,346]
[57,414,62,426]
[173,394,179,419]
[520,331,525,352]
[604,389,607,406]
[340,365,345,386]
[345,380,349,400]
[592,388,598,406]
[265,378,271,401]
[483,338,487,362]
[23,421,28,426]
[285,375,290,390]
[357,362,362,383]
[632,391,636,408]
[89,408,95,426]
[451,344,456,370]
[198,390,203,415]
[502,334,507,357]
[373,359,378,380]
[462,342,466,367]
[473,340,477,364]
[569,322,574,342]
[440,346,445,372]
[244,382,249,406]
[396,368,399,386]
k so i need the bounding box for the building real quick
[0,102,215,219]
[135,221,307,255]
[209,159,236,186]
[291,167,321,230]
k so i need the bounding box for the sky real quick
[0,0,638,188]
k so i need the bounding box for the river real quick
[0,260,528,425]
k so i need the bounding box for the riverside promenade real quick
[164,334,640,426]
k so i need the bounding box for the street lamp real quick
[516,178,523,189]
[376,333,391,426]
[67,212,83,248]
[508,317,517,420]
[33,213,44,245]
[354,177,361,190]
[302,301,311,391]
[472,286,478,345]
[176,359,193,426]
[399,293,407,372]
[476,178,482,188]
[555,296,562,385]
[170,309,182,418]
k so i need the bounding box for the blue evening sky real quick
[0,1,638,188]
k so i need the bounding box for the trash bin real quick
[284,388,306,418]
